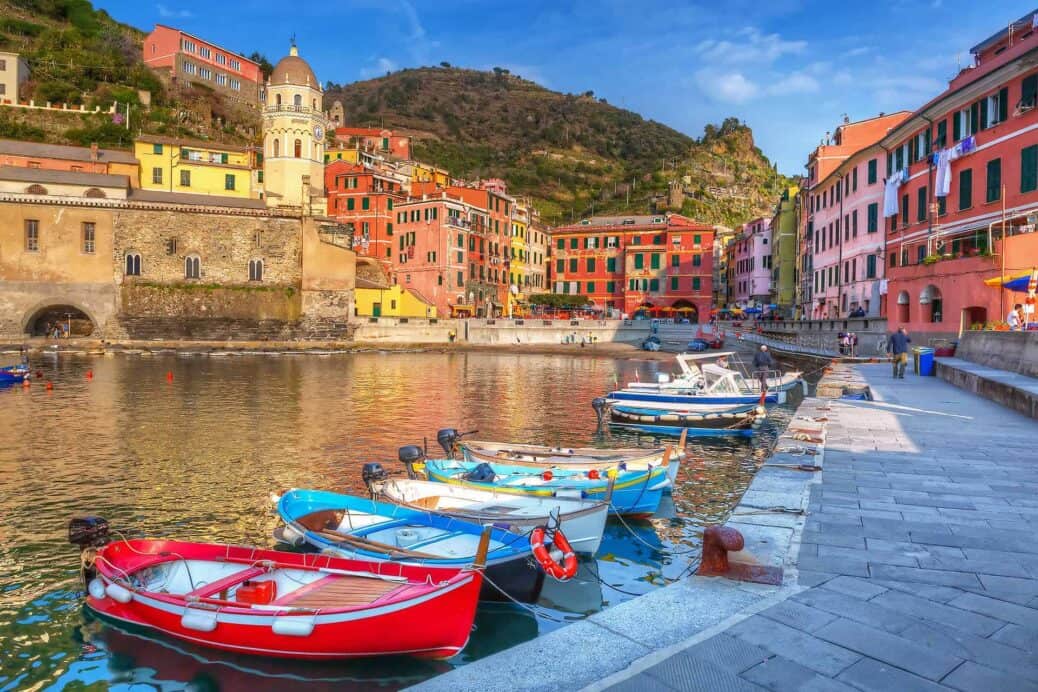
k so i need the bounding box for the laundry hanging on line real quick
[932,135,976,198]
[883,168,908,217]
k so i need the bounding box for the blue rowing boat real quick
[418,457,671,518]
[275,489,545,603]
[0,364,29,383]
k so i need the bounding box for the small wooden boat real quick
[438,428,685,488]
[618,352,801,404]
[275,489,545,604]
[416,452,672,518]
[0,364,29,383]
[598,400,766,437]
[69,517,486,661]
[365,461,608,555]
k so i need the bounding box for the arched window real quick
[896,290,910,323]
[275,93,282,107]
[273,138,279,157]
[26,184,47,195]
[125,252,141,276]
[293,94,302,107]
[185,254,201,279]
[84,187,106,198]
[294,139,302,158]
[249,259,264,282]
[312,99,317,110]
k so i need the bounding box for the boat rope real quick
[581,559,653,597]
[760,463,820,472]
[773,446,818,456]
[606,507,702,556]
[477,572,567,623]
[731,505,806,516]
[110,530,198,590]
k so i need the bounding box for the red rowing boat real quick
[70,517,488,660]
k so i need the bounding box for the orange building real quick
[0,139,139,184]
[325,160,405,271]
[142,25,263,105]
[882,11,1038,337]
[551,214,715,319]
[333,127,412,160]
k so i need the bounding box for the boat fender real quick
[88,578,106,600]
[587,469,600,480]
[272,616,315,637]
[105,582,133,604]
[530,527,578,581]
[181,609,218,632]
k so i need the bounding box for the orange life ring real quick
[530,526,578,581]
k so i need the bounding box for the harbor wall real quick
[352,318,652,345]
[719,318,891,357]
[954,329,1038,377]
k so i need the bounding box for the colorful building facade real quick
[0,139,139,183]
[134,136,256,199]
[325,160,405,271]
[880,11,1038,336]
[550,214,715,320]
[730,217,772,307]
[142,25,262,105]
[770,186,800,314]
[333,127,411,160]
[0,51,30,103]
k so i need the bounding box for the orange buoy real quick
[22,379,30,388]
[541,470,553,481]
[587,468,600,480]
[45,381,53,391]
[166,371,174,382]
[86,370,93,380]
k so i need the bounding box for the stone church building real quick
[0,45,358,341]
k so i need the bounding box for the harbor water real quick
[0,351,802,691]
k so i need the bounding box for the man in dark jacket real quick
[887,327,911,379]
[753,345,777,391]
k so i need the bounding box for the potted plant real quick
[922,254,942,265]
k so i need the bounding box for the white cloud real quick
[360,57,399,79]
[156,4,192,18]
[694,69,759,103]
[695,27,806,65]
[767,71,819,95]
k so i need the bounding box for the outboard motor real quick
[437,428,460,459]
[68,516,110,588]
[398,445,425,479]
[362,463,389,497]
[592,397,610,430]
[464,462,496,483]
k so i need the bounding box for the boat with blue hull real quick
[0,364,30,384]
[274,489,545,604]
[592,398,766,438]
[412,453,672,518]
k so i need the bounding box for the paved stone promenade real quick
[605,364,1038,691]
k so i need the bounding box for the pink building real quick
[142,25,263,105]
[807,143,889,318]
[730,217,772,306]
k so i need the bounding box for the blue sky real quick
[100,0,1032,173]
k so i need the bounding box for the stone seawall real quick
[352,318,652,345]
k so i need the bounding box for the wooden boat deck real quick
[276,574,402,608]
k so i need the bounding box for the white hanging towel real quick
[883,169,907,217]
[934,136,976,197]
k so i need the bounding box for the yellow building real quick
[324,144,360,165]
[355,285,437,318]
[409,161,449,187]
[135,135,255,199]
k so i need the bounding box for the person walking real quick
[887,327,911,379]
[753,344,777,392]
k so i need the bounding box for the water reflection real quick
[0,351,799,690]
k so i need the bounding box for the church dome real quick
[270,45,318,87]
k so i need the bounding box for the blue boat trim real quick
[608,390,777,405]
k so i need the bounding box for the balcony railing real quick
[263,104,320,115]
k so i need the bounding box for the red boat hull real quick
[85,540,483,660]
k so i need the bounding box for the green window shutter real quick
[886,152,893,175]
[1021,145,1038,193]
[607,257,616,272]
[583,237,589,249]
[908,137,916,164]
[570,238,577,249]
[586,258,595,272]
[606,281,615,293]
[895,147,904,171]
[347,198,355,210]
[387,199,393,210]
[867,203,878,233]
[867,159,877,184]
[693,234,701,244]
[671,254,679,267]
[153,143,163,154]
[999,87,1008,123]
[924,127,931,156]
[692,277,701,290]
[852,166,858,191]
[986,158,1001,202]
[980,97,989,129]
[569,258,577,272]
[959,169,972,210]
[1023,74,1038,106]
[556,259,564,272]
[670,276,679,290]
[557,238,564,249]
[634,254,644,269]
[362,197,370,210]
[650,254,660,269]
[953,111,961,141]
[587,281,595,293]
[936,120,947,148]
[938,196,946,215]
[221,153,228,164]
[693,254,702,267]
[867,255,876,278]
[970,102,980,134]
[649,278,659,291]
[901,194,909,223]
[917,186,927,221]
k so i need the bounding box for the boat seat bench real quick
[185,566,267,599]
